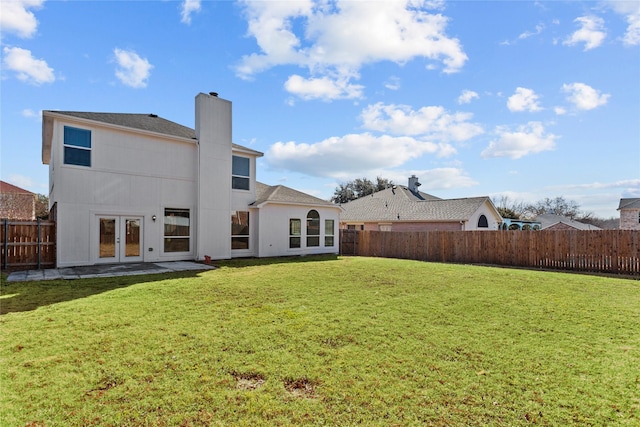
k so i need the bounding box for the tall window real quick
[478,214,488,228]
[232,156,250,190]
[325,219,335,246]
[231,211,250,250]
[290,218,301,248]
[64,126,91,167]
[164,208,190,252]
[307,210,320,247]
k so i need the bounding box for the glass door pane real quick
[125,219,141,257]
[100,218,116,258]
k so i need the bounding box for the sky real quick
[1,0,639,219]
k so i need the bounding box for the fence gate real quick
[1,219,56,271]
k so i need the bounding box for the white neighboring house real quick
[42,92,340,267]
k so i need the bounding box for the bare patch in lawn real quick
[283,377,319,398]
[233,371,265,391]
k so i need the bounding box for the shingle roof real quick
[340,186,493,222]
[534,213,602,230]
[45,111,196,140]
[252,182,338,208]
[44,111,262,155]
[618,198,640,210]
[0,180,33,194]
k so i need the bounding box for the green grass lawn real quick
[1,256,639,426]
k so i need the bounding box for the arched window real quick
[306,210,320,247]
[477,214,488,228]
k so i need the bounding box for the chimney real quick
[408,175,421,193]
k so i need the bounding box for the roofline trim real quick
[42,111,198,144]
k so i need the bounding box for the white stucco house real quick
[42,92,340,267]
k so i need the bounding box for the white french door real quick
[98,216,143,263]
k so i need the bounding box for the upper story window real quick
[478,214,488,228]
[232,156,250,190]
[64,126,91,167]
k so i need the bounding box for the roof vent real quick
[209,92,218,97]
[149,114,158,118]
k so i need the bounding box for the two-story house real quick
[42,92,340,267]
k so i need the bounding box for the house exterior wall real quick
[49,116,199,267]
[620,209,640,230]
[469,204,501,230]
[256,204,340,258]
[391,222,462,232]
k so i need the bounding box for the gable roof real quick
[534,213,601,230]
[340,186,497,222]
[252,182,339,209]
[618,198,640,210]
[42,110,263,163]
[44,111,197,140]
[0,181,34,195]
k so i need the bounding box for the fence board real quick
[340,229,639,276]
[1,219,56,271]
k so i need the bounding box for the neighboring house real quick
[534,213,601,231]
[41,92,340,267]
[339,175,502,231]
[0,181,36,220]
[618,198,640,230]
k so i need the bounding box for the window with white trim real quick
[290,218,301,248]
[64,126,91,167]
[232,156,250,190]
[164,208,190,252]
[306,210,320,247]
[231,211,250,250]
[325,219,334,246]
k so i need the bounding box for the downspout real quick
[195,138,200,261]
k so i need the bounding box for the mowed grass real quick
[1,256,639,426]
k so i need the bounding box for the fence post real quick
[2,218,7,270]
[37,217,42,270]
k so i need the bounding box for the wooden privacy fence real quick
[1,219,56,271]
[340,229,640,276]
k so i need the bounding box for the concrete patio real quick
[6,261,215,282]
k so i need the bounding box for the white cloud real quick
[554,106,567,115]
[265,133,448,179]
[284,74,364,101]
[562,82,610,110]
[407,168,478,190]
[519,23,545,40]
[0,0,44,38]
[21,108,38,118]
[360,102,484,142]
[481,121,557,159]
[606,0,640,46]
[563,15,606,50]
[113,48,153,88]
[2,46,54,84]
[384,76,401,91]
[236,0,467,100]
[457,89,479,104]
[180,0,201,25]
[507,87,543,112]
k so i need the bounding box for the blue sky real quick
[1,0,638,219]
